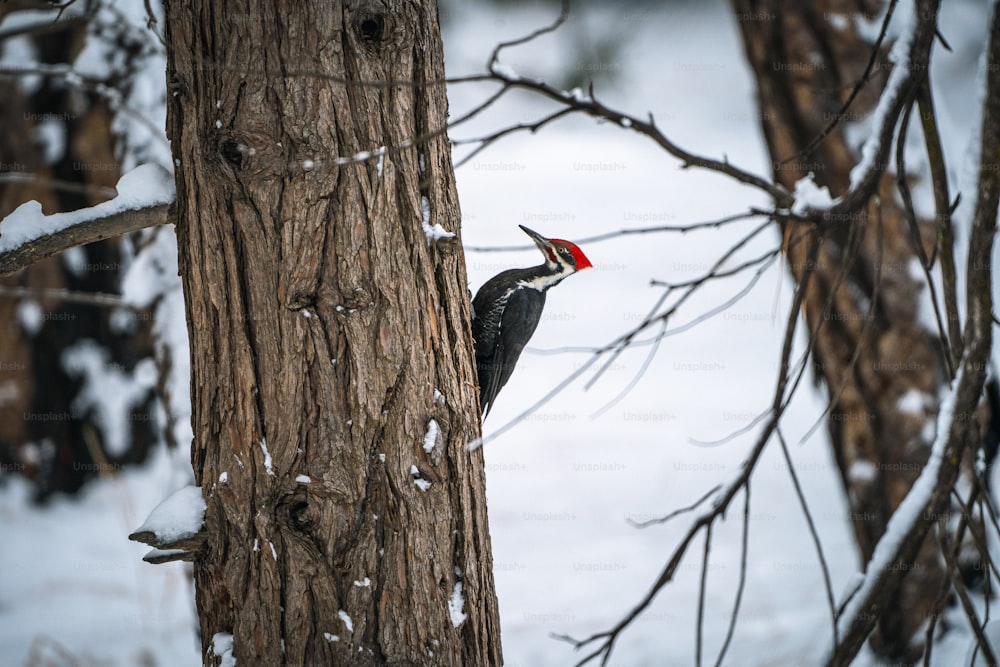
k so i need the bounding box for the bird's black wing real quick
[479,287,545,416]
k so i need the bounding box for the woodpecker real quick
[471,225,593,417]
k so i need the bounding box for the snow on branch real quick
[793,0,940,223]
[129,484,207,564]
[0,164,174,276]
[827,5,1000,659]
[826,369,960,662]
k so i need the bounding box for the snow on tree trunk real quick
[162,1,501,664]
[731,0,982,661]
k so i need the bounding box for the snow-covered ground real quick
[0,447,199,665]
[0,0,994,665]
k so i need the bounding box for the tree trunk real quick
[163,1,501,665]
[731,1,975,661]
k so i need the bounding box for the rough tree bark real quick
[731,0,980,662]
[164,1,501,665]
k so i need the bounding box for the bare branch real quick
[696,524,712,667]
[0,285,131,308]
[0,173,117,200]
[628,485,722,529]
[462,211,766,252]
[777,429,837,646]
[452,73,791,204]
[555,238,822,666]
[487,0,569,72]
[775,0,900,168]
[916,79,962,364]
[936,520,999,666]
[714,483,750,667]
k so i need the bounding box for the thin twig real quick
[714,484,750,667]
[937,520,999,667]
[777,429,838,647]
[696,523,712,667]
[629,485,722,529]
[776,0,900,167]
[462,211,765,252]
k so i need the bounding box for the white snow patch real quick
[827,13,849,31]
[338,610,354,633]
[260,437,275,475]
[433,389,445,405]
[448,581,467,628]
[295,474,312,484]
[353,577,371,587]
[324,632,340,643]
[62,340,158,456]
[896,389,929,415]
[252,538,259,552]
[16,299,42,335]
[109,306,139,335]
[791,173,834,215]
[1,36,42,94]
[134,485,206,542]
[121,226,192,450]
[848,2,916,189]
[34,118,66,165]
[492,62,520,79]
[61,245,87,277]
[378,453,386,463]
[268,541,277,562]
[410,465,432,491]
[423,419,440,453]
[210,632,236,667]
[219,471,229,484]
[421,196,455,241]
[423,221,455,241]
[848,460,878,484]
[0,163,174,255]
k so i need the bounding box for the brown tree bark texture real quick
[731,1,968,661]
[164,1,501,665]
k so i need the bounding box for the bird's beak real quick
[518,225,552,252]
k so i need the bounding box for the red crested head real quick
[519,225,593,272]
[551,239,592,271]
